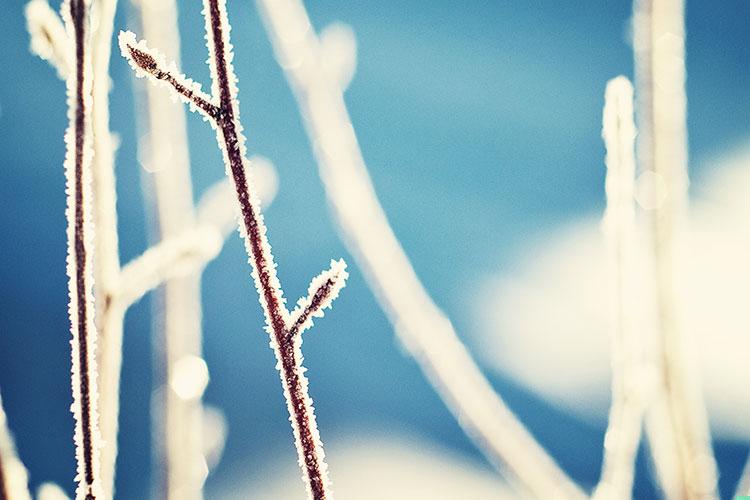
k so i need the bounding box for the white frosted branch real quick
[592,76,647,500]
[117,227,223,307]
[288,259,348,338]
[0,393,32,500]
[633,1,718,498]
[61,0,104,497]
[87,0,123,495]
[256,1,585,498]
[121,2,346,497]
[25,0,72,79]
[133,1,208,497]
[118,31,219,120]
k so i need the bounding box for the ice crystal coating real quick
[61,0,104,498]
[289,259,349,338]
[120,1,348,498]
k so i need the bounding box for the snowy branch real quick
[633,1,718,498]
[119,1,347,498]
[61,0,104,497]
[592,76,647,500]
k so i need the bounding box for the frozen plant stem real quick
[633,1,718,498]
[255,1,584,498]
[119,1,349,497]
[27,0,245,494]
[593,77,646,500]
[132,0,208,497]
[61,0,104,497]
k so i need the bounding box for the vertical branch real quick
[133,0,208,498]
[86,0,123,495]
[255,1,584,498]
[200,1,332,495]
[632,1,718,499]
[61,0,103,497]
[593,77,647,500]
[120,1,348,497]
[0,393,32,500]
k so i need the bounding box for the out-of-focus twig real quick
[592,76,648,500]
[632,1,718,498]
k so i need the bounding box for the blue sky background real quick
[1,0,749,498]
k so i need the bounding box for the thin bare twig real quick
[592,76,647,500]
[61,0,104,497]
[119,1,348,497]
[632,1,718,498]
[255,1,585,498]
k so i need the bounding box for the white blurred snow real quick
[475,143,750,440]
[212,432,513,499]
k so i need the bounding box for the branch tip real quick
[288,259,348,339]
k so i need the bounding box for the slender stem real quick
[592,77,646,500]
[203,1,330,495]
[256,1,584,498]
[135,2,208,497]
[121,1,347,494]
[63,0,103,498]
[632,1,718,498]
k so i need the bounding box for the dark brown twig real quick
[61,0,103,498]
[120,1,347,497]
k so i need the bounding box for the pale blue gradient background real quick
[1,1,749,498]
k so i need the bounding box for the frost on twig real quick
[0,392,32,500]
[61,0,104,497]
[25,0,72,79]
[632,1,717,498]
[119,1,347,497]
[288,260,348,339]
[592,76,647,500]
[255,0,584,498]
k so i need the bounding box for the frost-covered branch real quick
[255,1,585,498]
[633,1,718,499]
[592,76,647,500]
[25,0,71,78]
[61,0,104,497]
[288,260,348,339]
[0,392,32,500]
[119,33,217,120]
[119,1,347,498]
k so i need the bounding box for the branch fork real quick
[119,1,348,496]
